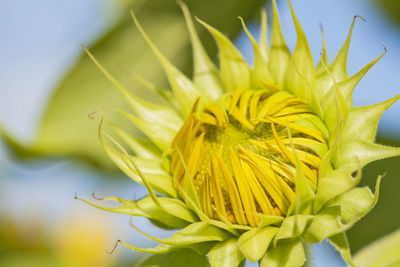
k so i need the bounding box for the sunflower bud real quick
[79,0,400,266]
[171,89,326,226]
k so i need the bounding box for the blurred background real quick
[0,0,399,266]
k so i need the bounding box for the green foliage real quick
[376,0,400,25]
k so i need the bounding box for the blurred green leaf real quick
[136,248,208,267]
[1,0,265,169]
[347,136,400,252]
[354,228,400,267]
[376,0,400,25]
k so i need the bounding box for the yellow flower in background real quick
[79,0,400,266]
[0,210,116,267]
[55,212,115,267]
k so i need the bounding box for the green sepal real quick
[99,131,176,197]
[304,206,349,243]
[122,240,215,257]
[335,140,400,174]
[337,50,386,105]
[239,17,272,88]
[208,238,244,267]
[315,24,328,76]
[113,109,171,151]
[330,176,382,223]
[314,169,358,213]
[287,156,315,216]
[259,8,269,61]
[257,214,284,227]
[320,81,348,135]
[149,218,182,230]
[260,239,305,267]
[274,215,313,244]
[106,119,161,159]
[197,18,251,92]
[329,16,359,81]
[179,2,222,101]
[354,229,400,267]
[343,95,400,144]
[106,154,175,197]
[119,92,183,134]
[237,226,278,262]
[269,0,290,88]
[336,96,400,174]
[285,0,316,105]
[131,11,207,116]
[137,196,198,224]
[318,106,343,178]
[126,221,233,255]
[329,232,354,267]
[121,242,175,254]
[98,131,203,225]
[76,195,191,229]
[154,222,232,246]
[136,248,209,267]
[83,46,183,135]
[128,74,181,112]
[315,16,361,99]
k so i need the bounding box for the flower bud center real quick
[171,89,327,226]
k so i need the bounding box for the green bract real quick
[78,0,400,266]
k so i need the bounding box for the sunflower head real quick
[171,87,326,226]
[79,0,400,266]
